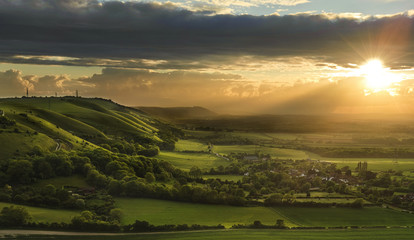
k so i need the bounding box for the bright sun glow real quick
[361,59,390,89]
[359,59,402,95]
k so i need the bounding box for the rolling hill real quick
[0,97,179,160]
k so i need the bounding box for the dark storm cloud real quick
[0,0,413,68]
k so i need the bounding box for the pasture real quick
[273,207,414,227]
[175,140,208,152]
[0,202,79,223]
[213,145,310,160]
[7,228,414,240]
[156,152,229,170]
[114,198,292,227]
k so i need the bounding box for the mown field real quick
[113,198,414,228]
[273,207,414,227]
[7,228,414,240]
[114,198,292,227]
[213,145,310,160]
[324,157,414,172]
[156,151,229,170]
[0,202,79,223]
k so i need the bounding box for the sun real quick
[361,59,392,90]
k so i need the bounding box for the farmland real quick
[5,229,414,240]
[114,198,292,227]
[0,202,79,223]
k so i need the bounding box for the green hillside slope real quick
[0,97,179,160]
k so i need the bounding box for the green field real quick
[156,152,229,170]
[175,140,208,152]
[273,207,414,227]
[114,198,291,227]
[322,157,414,171]
[213,145,310,160]
[7,229,414,240]
[0,202,79,223]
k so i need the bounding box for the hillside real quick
[0,97,180,160]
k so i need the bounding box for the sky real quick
[0,0,413,114]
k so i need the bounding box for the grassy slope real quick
[114,198,292,227]
[0,131,55,160]
[0,202,79,223]
[0,97,165,159]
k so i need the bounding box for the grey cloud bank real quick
[0,0,413,69]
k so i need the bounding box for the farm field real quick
[0,202,79,223]
[323,157,414,171]
[7,228,414,240]
[114,198,292,227]
[273,207,414,227]
[213,145,310,159]
[175,140,208,152]
[155,151,229,170]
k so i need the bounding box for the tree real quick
[7,160,33,184]
[264,193,283,206]
[276,219,285,228]
[145,172,156,183]
[189,166,202,179]
[0,206,31,226]
[351,198,364,208]
[109,208,123,223]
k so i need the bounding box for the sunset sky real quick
[0,0,413,114]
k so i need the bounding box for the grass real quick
[273,207,414,227]
[213,145,309,160]
[8,229,414,240]
[0,202,79,223]
[114,198,291,228]
[156,152,229,170]
[0,130,55,160]
[322,157,414,171]
[175,140,208,152]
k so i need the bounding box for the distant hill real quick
[0,97,179,160]
[137,106,217,120]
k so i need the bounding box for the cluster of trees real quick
[124,220,224,232]
[231,220,286,229]
[0,116,16,127]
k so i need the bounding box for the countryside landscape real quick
[1,97,414,239]
[1,0,414,239]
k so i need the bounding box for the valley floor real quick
[1,228,414,240]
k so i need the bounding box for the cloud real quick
[0,0,412,70]
[0,70,32,97]
[2,67,414,114]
